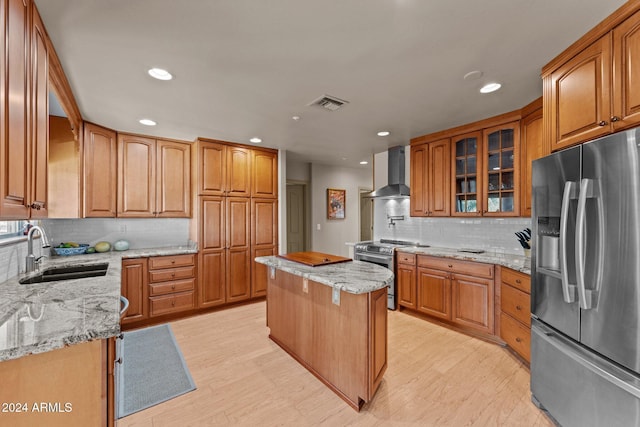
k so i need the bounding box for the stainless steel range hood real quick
[369,146,410,198]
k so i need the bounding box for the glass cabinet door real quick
[453,132,481,215]
[483,122,519,215]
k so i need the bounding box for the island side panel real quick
[369,287,388,400]
[267,269,382,410]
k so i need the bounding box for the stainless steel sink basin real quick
[19,263,109,284]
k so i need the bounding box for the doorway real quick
[359,189,373,241]
[286,183,308,253]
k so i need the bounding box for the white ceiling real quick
[35,0,626,167]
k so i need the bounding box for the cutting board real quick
[278,251,352,267]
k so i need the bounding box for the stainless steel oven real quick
[354,239,421,310]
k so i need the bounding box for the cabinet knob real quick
[516,305,522,311]
[515,337,522,343]
[611,116,620,122]
[515,279,521,284]
[171,300,176,307]
[171,260,176,264]
[448,264,453,268]
[598,120,607,126]
[116,358,123,364]
[171,285,176,290]
[171,272,176,277]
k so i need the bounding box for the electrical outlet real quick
[317,224,321,231]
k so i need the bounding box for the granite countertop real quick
[396,246,531,274]
[255,256,394,294]
[0,244,197,362]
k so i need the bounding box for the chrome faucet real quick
[26,225,50,273]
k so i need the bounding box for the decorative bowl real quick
[52,244,89,256]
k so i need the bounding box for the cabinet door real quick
[226,197,251,302]
[428,138,450,216]
[452,132,482,216]
[251,149,278,198]
[251,246,275,298]
[199,250,225,307]
[397,263,416,309]
[30,5,48,218]
[410,144,428,217]
[417,267,451,320]
[451,273,494,334]
[121,258,148,324]
[200,196,225,250]
[520,108,543,217]
[0,0,31,219]
[156,139,191,217]
[483,122,519,216]
[252,198,277,247]
[613,11,640,130]
[117,134,155,217]
[83,122,117,217]
[197,141,226,195]
[548,34,612,150]
[227,146,251,196]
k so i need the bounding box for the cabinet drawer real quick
[148,254,195,270]
[397,252,416,265]
[149,266,195,283]
[501,283,531,326]
[501,267,530,294]
[149,291,195,316]
[500,312,531,362]
[417,255,493,278]
[149,278,195,297]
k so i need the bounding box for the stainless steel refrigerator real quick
[531,127,640,426]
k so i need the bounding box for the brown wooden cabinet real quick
[417,266,451,320]
[482,121,520,216]
[148,254,196,317]
[226,197,251,302]
[544,8,640,151]
[520,99,544,217]
[227,146,251,197]
[452,131,482,215]
[195,140,226,195]
[397,252,417,309]
[499,267,531,362]
[84,122,117,217]
[410,138,450,217]
[118,134,191,218]
[251,149,278,198]
[198,196,226,307]
[0,0,51,219]
[251,198,278,297]
[120,258,148,325]
[451,273,494,334]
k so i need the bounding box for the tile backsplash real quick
[41,218,191,250]
[374,199,531,255]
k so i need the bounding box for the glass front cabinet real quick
[482,122,519,216]
[452,132,481,215]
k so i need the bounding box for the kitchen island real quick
[255,254,394,411]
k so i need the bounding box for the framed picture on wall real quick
[327,188,346,220]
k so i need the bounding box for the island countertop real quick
[0,244,197,362]
[255,256,394,294]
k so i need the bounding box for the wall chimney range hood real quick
[369,146,410,198]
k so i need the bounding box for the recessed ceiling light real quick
[249,137,262,143]
[480,83,502,94]
[148,68,173,80]
[139,119,156,126]
[292,116,300,121]
[360,161,368,165]
[377,131,390,137]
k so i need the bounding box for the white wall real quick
[310,163,372,257]
[286,158,311,182]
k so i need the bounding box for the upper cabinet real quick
[194,138,278,198]
[410,139,450,217]
[543,6,640,151]
[520,98,543,217]
[452,132,481,216]
[84,123,117,217]
[117,133,191,218]
[0,0,42,219]
[482,122,519,216]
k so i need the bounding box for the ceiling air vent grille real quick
[308,94,349,111]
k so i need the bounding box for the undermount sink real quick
[19,263,109,285]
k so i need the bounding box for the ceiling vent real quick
[308,94,349,111]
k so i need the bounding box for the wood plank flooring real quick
[117,302,552,426]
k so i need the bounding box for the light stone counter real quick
[396,246,531,274]
[255,256,394,294]
[0,245,197,362]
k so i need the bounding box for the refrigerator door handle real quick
[559,181,577,303]
[575,178,602,310]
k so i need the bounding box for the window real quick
[0,220,28,240]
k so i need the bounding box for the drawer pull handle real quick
[171,300,176,307]
[516,305,522,311]
[171,273,176,277]
[598,120,607,126]
[171,260,176,264]
[171,285,176,290]
[515,279,521,284]
[515,337,522,343]
[448,264,453,268]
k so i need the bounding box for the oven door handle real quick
[355,253,392,265]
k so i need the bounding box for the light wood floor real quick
[117,302,552,426]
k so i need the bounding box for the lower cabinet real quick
[397,252,496,336]
[499,267,532,362]
[148,254,196,317]
[121,258,148,325]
